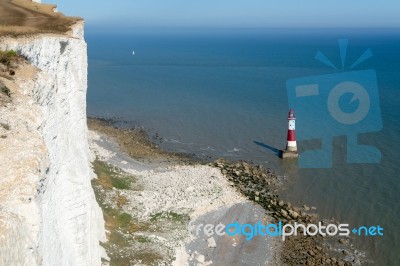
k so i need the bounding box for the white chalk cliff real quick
[0,21,106,265]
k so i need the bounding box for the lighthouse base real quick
[279,149,298,159]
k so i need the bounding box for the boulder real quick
[289,210,299,219]
[207,237,217,248]
[196,254,205,263]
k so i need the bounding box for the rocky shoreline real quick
[88,117,362,266]
[212,159,359,266]
[88,117,195,164]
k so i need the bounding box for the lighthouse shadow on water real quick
[253,141,281,156]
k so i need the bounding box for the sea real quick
[86,28,400,265]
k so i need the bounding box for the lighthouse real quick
[286,109,297,152]
[280,109,298,158]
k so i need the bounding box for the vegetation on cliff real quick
[0,0,81,36]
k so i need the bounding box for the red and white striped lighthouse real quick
[280,109,298,158]
[286,109,297,152]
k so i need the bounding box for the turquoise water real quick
[86,29,400,265]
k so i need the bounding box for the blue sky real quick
[44,0,400,29]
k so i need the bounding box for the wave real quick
[227,147,241,153]
[200,146,215,151]
[164,138,194,145]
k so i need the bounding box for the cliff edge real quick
[0,1,106,265]
[0,0,80,36]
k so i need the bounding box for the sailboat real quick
[132,50,135,55]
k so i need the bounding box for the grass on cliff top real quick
[91,159,165,265]
[0,0,81,36]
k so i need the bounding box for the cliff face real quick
[0,22,105,265]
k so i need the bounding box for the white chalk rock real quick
[207,237,217,248]
[196,254,205,263]
[0,21,106,266]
